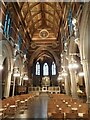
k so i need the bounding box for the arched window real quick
[4,11,11,37]
[4,12,8,35]
[43,63,49,76]
[52,62,56,75]
[18,32,22,50]
[36,62,40,75]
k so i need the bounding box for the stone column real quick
[81,60,90,106]
[19,76,22,86]
[0,42,2,98]
[62,52,71,96]
[69,70,78,99]
[64,75,71,96]
[79,3,90,107]
[4,70,12,97]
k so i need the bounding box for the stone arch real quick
[0,40,13,97]
[2,57,8,98]
[1,40,13,71]
[29,46,60,86]
[29,46,60,71]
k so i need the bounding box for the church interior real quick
[0,1,90,119]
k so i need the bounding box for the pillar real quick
[4,70,12,97]
[64,75,71,96]
[62,52,71,96]
[0,42,2,98]
[79,3,90,107]
[69,70,78,98]
[81,60,90,105]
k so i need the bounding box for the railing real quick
[48,87,60,94]
[28,86,60,94]
[16,86,60,94]
[28,87,41,93]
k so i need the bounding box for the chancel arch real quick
[29,46,60,69]
[29,46,60,86]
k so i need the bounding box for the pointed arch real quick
[52,61,56,75]
[36,61,40,75]
[29,46,60,72]
[43,62,49,76]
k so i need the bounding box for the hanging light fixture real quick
[61,69,68,77]
[78,72,84,77]
[0,65,3,70]
[57,76,63,81]
[23,74,28,80]
[13,68,20,77]
[72,18,77,26]
[57,72,63,81]
[68,62,79,69]
[68,56,79,69]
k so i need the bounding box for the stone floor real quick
[6,93,90,119]
[15,93,49,119]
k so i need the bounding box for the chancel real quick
[0,1,90,119]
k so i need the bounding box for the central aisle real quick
[15,93,49,119]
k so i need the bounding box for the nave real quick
[0,1,90,120]
[0,93,89,120]
[15,93,49,119]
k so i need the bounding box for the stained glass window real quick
[43,63,49,76]
[52,62,56,75]
[4,12,8,36]
[7,18,11,37]
[36,62,40,75]
[4,12,11,37]
[18,33,22,50]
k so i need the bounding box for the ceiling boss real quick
[39,29,49,39]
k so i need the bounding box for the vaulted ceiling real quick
[10,2,81,44]
[17,2,71,41]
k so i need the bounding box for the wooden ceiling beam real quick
[25,10,41,23]
[27,3,35,35]
[23,3,30,20]
[28,19,42,29]
[45,2,61,18]
[26,10,59,29]
[28,17,58,35]
[43,10,59,24]
[53,3,56,38]
[28,17,58,31]
[12,2,31,41]
[22,4,60,26]
[22,2,40,20]
[41,3,46,27]
[19,2,24,10]
[34,24,56,35]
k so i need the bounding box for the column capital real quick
[81,59,90,64]
[69,69,77,73]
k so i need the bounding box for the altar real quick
[41,76,50,87]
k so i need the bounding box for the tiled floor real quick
[15,93,49,119]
